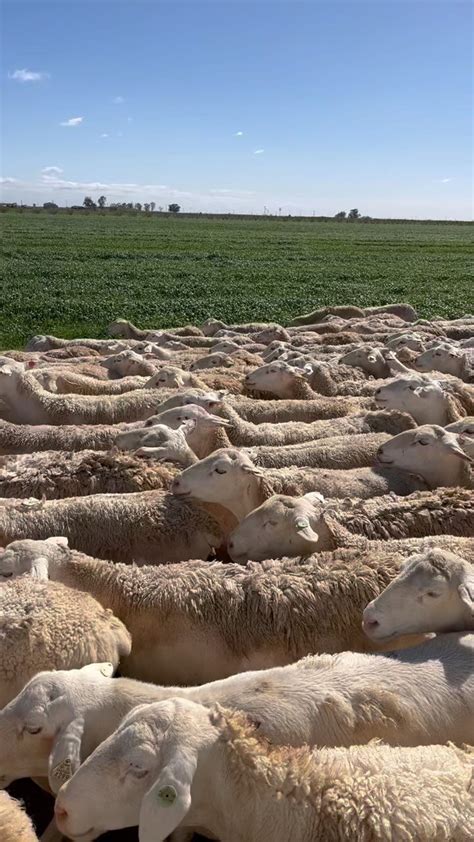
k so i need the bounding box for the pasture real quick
[1,210,472,349]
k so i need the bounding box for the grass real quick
[1,210,473,349]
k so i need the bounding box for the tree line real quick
[43,197,181,213]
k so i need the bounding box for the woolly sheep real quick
[227,488,474,561]
[290,302,418,325]
[2,633,473,794]
[117,420,200,467]
[0,792,39,842]
[376,424,473,488]
[385,333,426,352]
[414,344,472,380]
[0,490,222,563]
[446,417,474,457]
[189,352,234,371]
[0,571,131,707]
[243,431,394,469]
[374,374,474,425]
[55,371,149,395]
[2,537,466,682]
[338,346,391,378]
[0,418,144,454]
[140,405,232,459]
[0,449,179,498]
[171,448,428,523]
[53,699,473,842]
[363,548,474,640]
[244,361,322,399]
[0,368,176,425]
[101,349,161,377]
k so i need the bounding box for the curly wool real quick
[55,371,149,395]
[0,450,179,498]
[0,577,130,705]
[229,395,372,423]
[0,419,140,454]
[246,431,391,469]
[0,792,39,842]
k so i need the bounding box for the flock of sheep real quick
[0,302,473,842]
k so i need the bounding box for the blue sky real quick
[1,0,472,218]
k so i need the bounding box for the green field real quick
[1,211,472,349]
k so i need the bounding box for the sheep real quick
[414,344,473,380]
[0,368,177,424]
[145,365,244,395]
[385,333,427,352]
[244,361,324,398]
[338,346,392,378]
[0,792,39,842]
[2,536,472,683]
[0,571,131,707]
[55,371,149,394]
[101,349,164,377]
[171,448,428,522]
[363,548,474,640]
[137,406,232,459]
[0,450,179,498]
[26,334,138,352]
[53,699,474,842]
[375,424,473,488]
[108,319,203,339]
[0,418,145,454]
[189,351,234,371]
[0,490,223,563]
[374,373,474,425]
[2,633,473,795]
[290,303,418,325]
[227,488,474,562]
[117,420,201,467]
[446,417,474,457]
[242,431,394,469]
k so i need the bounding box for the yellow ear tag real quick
[51,757,73,783]
[158,785,177,806]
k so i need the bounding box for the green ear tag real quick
[158,785,177,807]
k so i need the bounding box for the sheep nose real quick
[171,479,181,493]
[364,618,379,629]
[228,539,234,551]
[54,804,68,821]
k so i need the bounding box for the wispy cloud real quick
[42,166,63,175]
[440,178,452,183]
[235,131,243,136]
[113,95,125,104]
[60,116,83,127]
[127,116,133,123]
[0,177,21,185]
[8,68,49,82]
[100,133,109,138]
[253,148,264,155]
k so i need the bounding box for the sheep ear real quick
[31,557,49,579]
[48,715,85,794]
[444,434,473,462]
[458,575,474,616]
[46,536,69,547]
[139,747,197,842]
[294,517,319,546]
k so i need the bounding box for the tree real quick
[168,203,180,213]
[348,208,361,220]
[134,202,142,211]
[83,196,96,209]
[97,195,107,209]
[150,202,156,212]
[144,203,150,213]
[43,201,58,210]
[334,211,346,220]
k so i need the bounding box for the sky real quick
[1,0,472,218]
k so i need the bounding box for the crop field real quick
[1,210,472,349]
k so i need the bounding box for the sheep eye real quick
[1,572,12,579]
[214,467,227,475]
[425,591,440,599]
[25,725,42,735]
[417,440,429,446]
[128,765,149,779]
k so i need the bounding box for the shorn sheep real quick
[1,632,473,791]
[53,698,474,842]
[0,792,39,842]
[2,537,472,683]
[0,490,223,563]
[363,548,474,639]
[0,569,131,706]
[227,488,474,561]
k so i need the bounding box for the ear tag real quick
[100,663,114,677]
[157,785,177,807]
[295,518,309,530]
[51,757,74,784]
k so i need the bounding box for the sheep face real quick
[116,422,195,464]
[190,353,233,372]
[244,362,301,398]
[145,367,190,388]
[374,376,448,425]
[376,424,472,488]
[55,698,213,842]
[446,419,474,458]
[0,663,114,788]
[171,448,259,504]
[228,495,322,563]
[107,319,130,338]
[153,389,226,415]
[102,350,146,377]
[414,345,466,377]
[210,341,240,354]
[338,347,388,378]
[363,550,474,639]
[0,536,68,580]
[385,334,425,353]
[252,325,290,344]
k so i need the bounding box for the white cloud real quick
[440,178,452,183]
[60,116,83,127]
[113,96,125,104]
[42,166,63,175]
[8,68,49,82]
[235,131,243,136]
[100,133,109,138]
[253,148,264,155]
[0,177,21,185]
[117,131,123,137]
[127,116,133,123]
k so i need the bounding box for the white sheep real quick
[414,343,472,380]
[1,632,473,792]
[375,424,473,488]
[338,346,391,378]
[0,569,130,707]
[446,417,474,457]
[363,547,474,640]
[0,418,142,454]
[374,374,474,425]
[0,792,39,842]
[53,698,473,842]
[117,420,200,466]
